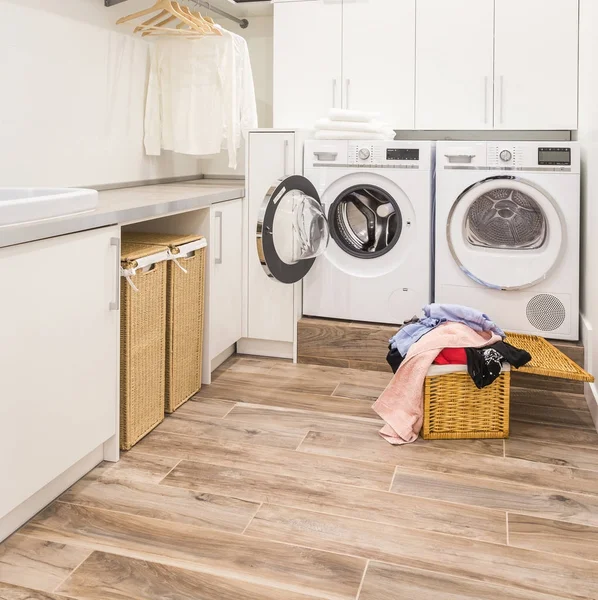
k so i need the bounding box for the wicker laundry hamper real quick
[123,232,207,413]
[119,239,169,450]
[422,332,594,440]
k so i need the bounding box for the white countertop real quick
[0,179,245,249]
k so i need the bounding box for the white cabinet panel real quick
[494,0,578,130]
[247,132,295,343]
[416,0,494,130]
[210,198,243,359]
[343,0,415,128]
[0,227,119,520]
[273,0,342,128]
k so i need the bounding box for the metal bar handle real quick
[483,76,488,125]
[110,237,121,311]
[283,139,289,177]
[215,211,223,265]
[332,79,337,108]
[345,79,351,109]
[498,75,504,125]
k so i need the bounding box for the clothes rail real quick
[104,0,249,29]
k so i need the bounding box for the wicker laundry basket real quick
[120,239,169,450]
[422,333,594,440]
[123,232,207,413]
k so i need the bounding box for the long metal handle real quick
[283,139,289,177]
[345,78,351,109]
[215,211,223,265]
[498,75,504,125]
[109,237,120,311]
[483,76,488,125]
[332,79,337,107]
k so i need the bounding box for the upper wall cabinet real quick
[494,0,579,130]
[416,0,579,130]
[273,0,416,129]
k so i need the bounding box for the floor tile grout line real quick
[156,459,182,484]
[241,502,263,535]
[294,431,311,451]
[503,440,506,458]
[388,465,398,492]
[219,402,239,419]
[354,559,370,600]
[51,547,94,594]
[330,382,341,398]
[506,513,510,546]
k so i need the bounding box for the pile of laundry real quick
[313,108,395,140]
[374,304,532,445]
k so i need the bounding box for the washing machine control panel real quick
[485,143,579,171]
[347,143,423,169]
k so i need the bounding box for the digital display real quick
[538,148,571,166]
[387,148,419,161]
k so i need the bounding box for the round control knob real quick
[359,148,371,160]
[500,149,513,162]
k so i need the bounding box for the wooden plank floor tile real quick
[511,403,596,430]
[195,383,377,419]
[216,356,278,375]
[0,582,74,600]
[178,397,236,419]
[332,382,385,402]
[59,477,259,533]
[224,404,383,438]
[506,438,598,472]
[508,513,598,562]
[161,460,506,543]
[245,505,598,600]
[0,535,90,593]
[510,420,598,448]
[389,469,598,528]
[511,387,590,411]
[132,431,395,491]
[87,453,179,485]
[358,562,566,600]
[157,413,306,450]
[298,431,504,462]
[21,503,365,600]
[58,551,330,600]
[271,361,392,388]
[211,370,338,396]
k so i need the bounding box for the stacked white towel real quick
[313,109,395,140]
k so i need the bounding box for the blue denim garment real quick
[423,304,505,338]
[389,304,505,356]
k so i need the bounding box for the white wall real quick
[577,0,598,420]
[200,15,273,176]
[0,0,201,187]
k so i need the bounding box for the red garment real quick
[433,347,467,365]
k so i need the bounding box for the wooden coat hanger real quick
[117,0,204,34]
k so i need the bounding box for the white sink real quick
[0,188,98,227]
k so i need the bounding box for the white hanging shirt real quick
[144,31,257,169]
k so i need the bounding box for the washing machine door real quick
[447,176,564,290]
[257,175,330,284]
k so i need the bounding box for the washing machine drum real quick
[329,185,403,259]
[448,177,564,290]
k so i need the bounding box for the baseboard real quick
[0,444,104,542]
[581,314,598,432]
[237,338,294,359]
[211,344,236,372]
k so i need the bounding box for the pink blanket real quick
[373,322,502,445]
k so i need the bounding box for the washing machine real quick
[257,139,434,325]
[435,141,580,340]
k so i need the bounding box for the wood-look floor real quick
[2,355,598,599]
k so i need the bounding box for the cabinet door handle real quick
[498,75,504,125]
[483,76,489,125]
[109,237,120,311]
[215,211,223,265]
[345,78,351,109]
[283,139,289,177]
[332,78,337,107]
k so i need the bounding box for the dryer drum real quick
[329,185,403,259]
[465,187,547,250]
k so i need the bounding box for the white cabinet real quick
[209,198,243,360]
[416,0,494,130]
[342,0,415,128]
[416,0,578,130]
[0,227,119,525]
[247,131,296,344]
[273,1,342,128]
[273,0,415,129]
[494,0,578,130]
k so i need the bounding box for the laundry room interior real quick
[3,0,598,598]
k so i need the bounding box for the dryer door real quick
[257,175,330,284]
[447,176,565,290]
